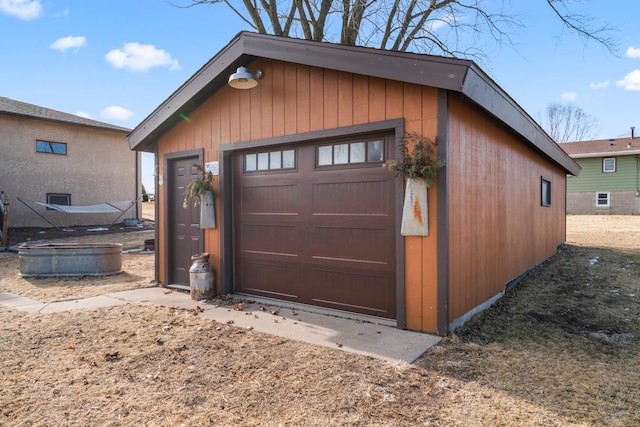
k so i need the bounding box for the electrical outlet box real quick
[205,161,219,176]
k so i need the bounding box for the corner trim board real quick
[436,89,450,335]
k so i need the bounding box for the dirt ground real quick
[1,215,639,426]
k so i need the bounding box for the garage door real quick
[233,135,396,319]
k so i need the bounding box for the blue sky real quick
[1,1,638,193]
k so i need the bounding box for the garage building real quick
[128,32,580,335]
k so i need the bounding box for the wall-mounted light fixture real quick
[228,66,263,89]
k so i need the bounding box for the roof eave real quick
[1,111,130,134]
[570,150,640,158]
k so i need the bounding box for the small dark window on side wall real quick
[46,193,71,210]
[541,177,551,206]
[36,140,67,155]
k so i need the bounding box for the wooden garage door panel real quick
[312,179,392,216]
[240,183,299,215]
[236,260,301,300]
[310,268,394,316]
[311,225,393,268]
[239,223,299,258]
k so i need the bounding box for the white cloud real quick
[75,111,92,119]
[561,92,577,102]
[100,106,134,121]
[626,46,640,59]
[589,80,610,89]
[54,7,70,17]
[427,13,455,32]
[50,35,87,52]
[616,70,640,91]
[105,42,181,72]
[0,0,43,20]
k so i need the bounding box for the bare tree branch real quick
[240,0,268,32]
[172,0,260,30]
[259,0,283,34]
[389,0,417,50]
[545,0,618,54]
[295,0,314,39]
[179,0,618,60]
[281,1,298,35]
[342,0,368,45]
[340,0,350,44]
[380,0,401,49]
[399,4,442,52]
[313,0,333,40]
[538,103,600,143]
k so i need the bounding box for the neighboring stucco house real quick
[128,32,580,335]
[0,96,141,228]
[562,132,640,214]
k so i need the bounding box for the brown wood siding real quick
[447,94,567,322]
[156,58,441,332]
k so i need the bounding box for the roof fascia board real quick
[240,32,470,91]
[461,67,581,176]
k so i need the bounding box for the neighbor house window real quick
[595,192,610,208]
[602,157,616,173]
[36,140,67,155]
[244,149,295,172]
[317,139,384,166]
[46,193,71,210]
[541,177,551,206]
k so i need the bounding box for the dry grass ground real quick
[0,230,155,303]
[0,215,639,426]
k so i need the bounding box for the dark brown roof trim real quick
[0,96,130,133]
[128,32,580,175]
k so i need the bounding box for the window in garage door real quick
[317,140,384,166]
[244,149,296,172]
[233,134,396,319]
